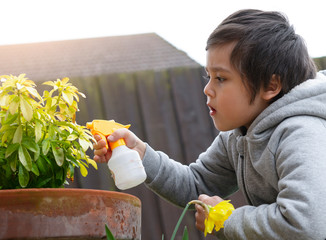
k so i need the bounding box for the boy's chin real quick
[213,121,236,132]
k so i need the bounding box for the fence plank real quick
[133,70,189,238]
[134,69,209,239]
[71,76,106,125]
[170,67,217,164]
[97,72,165,239]
[70,76,114,190]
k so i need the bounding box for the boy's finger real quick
[94,154,106,163]
[94,134,102,141]
[199,194,223,206]
[94,139,107,149]
[198,194,209,201]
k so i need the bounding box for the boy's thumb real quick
[198,194,209,201]
[107,128,129,142]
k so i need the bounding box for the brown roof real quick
[0,33,200,81]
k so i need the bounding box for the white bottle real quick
[108,140,147,190]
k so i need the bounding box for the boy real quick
[94,9,326,239]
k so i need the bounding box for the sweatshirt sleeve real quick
[220,116,326,240]
[142,133,239,207]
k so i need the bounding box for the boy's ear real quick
[262,74,282,101]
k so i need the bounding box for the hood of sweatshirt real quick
[247,72,326,139]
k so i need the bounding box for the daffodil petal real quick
[204,200,235,234]
[204,218,215,236]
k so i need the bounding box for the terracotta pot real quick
[0,188,141,239]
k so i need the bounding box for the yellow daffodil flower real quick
[189,199,235,237]
[204,200,234,236]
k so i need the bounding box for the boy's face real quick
[204,43,268,131]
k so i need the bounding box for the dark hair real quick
[206,9,317,102]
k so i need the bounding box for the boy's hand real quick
[93,135,110,163]
[194,194,224,233]
[93,128,146,163]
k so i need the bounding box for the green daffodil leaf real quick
[182,226,189,240]
[105,224,116,240]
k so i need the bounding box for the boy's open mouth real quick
[207,104,216,115]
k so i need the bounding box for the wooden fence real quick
[53,66,246,239]
[314,56,326,71]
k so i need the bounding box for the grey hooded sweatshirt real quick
[142,72,326,239]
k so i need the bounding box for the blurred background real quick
[0,0,325,239]
[0,0,325,65]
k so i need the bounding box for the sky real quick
[0,0,325,65]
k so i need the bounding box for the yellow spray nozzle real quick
[86,120,131,150]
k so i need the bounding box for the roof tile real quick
[0,33,200,81]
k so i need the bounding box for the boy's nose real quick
[203,82,215,97]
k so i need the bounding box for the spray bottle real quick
[86,119,146,190]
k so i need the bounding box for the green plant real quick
[105,224,115,240]
[0,74,97,189]
[105,224,188,240]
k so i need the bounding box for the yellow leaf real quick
[67,134,78,141]
[23,80,36,87]
[17,73,26,79]
[61,77,70,85]
[35,120,42,143]
[78,163,88,177]
[26,87,42,100]
[79,137,91,151]
[87,158,98,170]
[9,96,19,115]
[0,75,9,82]
[73,92,80,102]
[2,131,7,143]
[62,90,73,105]
[20,96,33,121]
[0,94,7,106]
[16,82,23,90]
[78,91,86,98]
[42,81,55,87]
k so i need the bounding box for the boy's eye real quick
[202,75,226,83]
[217,77,226,82]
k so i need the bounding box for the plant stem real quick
[17,91,21,125]
[170,203,191,240]
[188,200,210,214]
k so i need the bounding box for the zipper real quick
[239,154,252,205]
